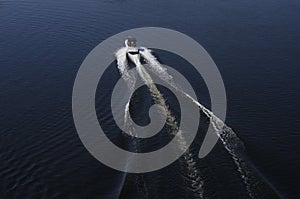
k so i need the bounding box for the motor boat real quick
[125,37,144,65]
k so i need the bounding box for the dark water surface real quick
[1,0,300,198]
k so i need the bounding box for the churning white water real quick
[116,48,204,198]
[115,46,257,198]
[140,47,257,198]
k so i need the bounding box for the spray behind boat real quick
[115,39,259,198]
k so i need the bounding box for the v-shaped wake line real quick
[140,47,257,199]
[115,45,259,198]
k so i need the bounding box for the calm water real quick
[1,0,300,198]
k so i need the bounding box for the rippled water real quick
[1,0,300,198]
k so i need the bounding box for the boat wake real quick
[116,47,204,198]
[115,40,276,198]
[139,48,257,198]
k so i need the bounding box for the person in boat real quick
[125,37,144,55]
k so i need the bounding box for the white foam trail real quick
[115,47,136,90]
[116,49,204,197]
[141,48,257,199]
[115,48,137,137]
[115,49,150,197]
[131,55,204,198]
[140,48,177,88]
